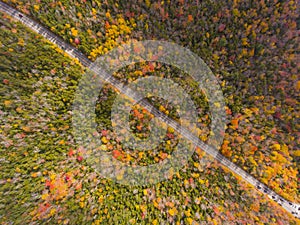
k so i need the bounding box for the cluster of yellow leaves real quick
[70,27,78,37]
[152,219,158,225]
[79,196,85,208]
[4,100,12,107]
[33,5,39,11]
[92,217,103,225]
[168,207,177,216]
[89,15,136,59]
[159,104,169,115]
[293,150,300,157]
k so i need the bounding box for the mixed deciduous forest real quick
[0,0,299,224]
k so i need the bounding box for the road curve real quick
[0,1,299,219]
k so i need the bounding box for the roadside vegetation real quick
[0,0,299,224]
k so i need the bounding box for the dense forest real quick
[0,0,299,224]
